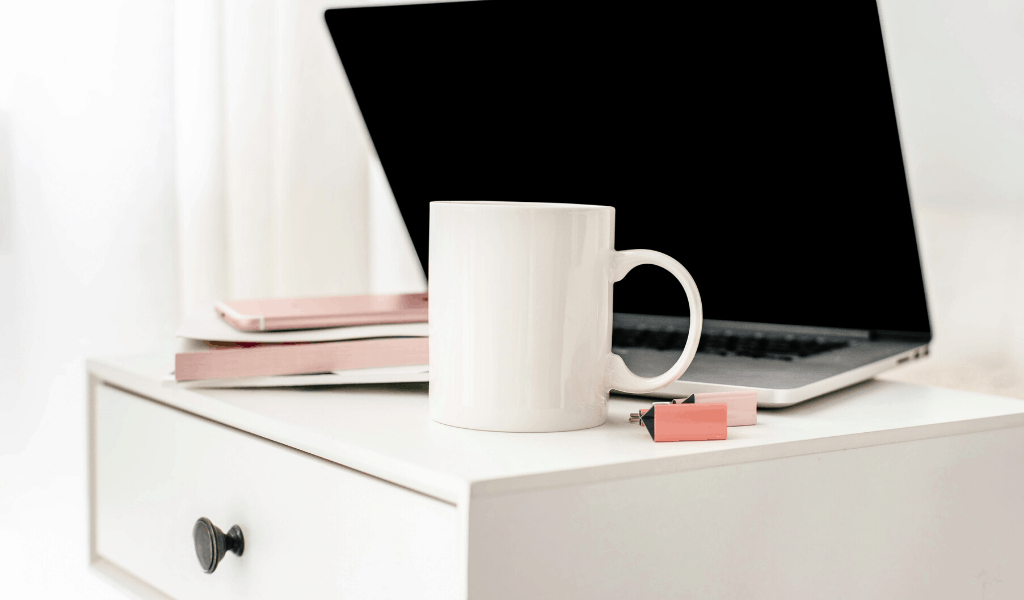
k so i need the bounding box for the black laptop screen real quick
[325,1,931,336]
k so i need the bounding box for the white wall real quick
[881,0,1024,214]
[878,0,1024,396]
[0,0,178,450]
[0,2,178,598]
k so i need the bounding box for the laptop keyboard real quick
[611,328,850,361]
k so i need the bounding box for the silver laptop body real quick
[614,314,927,407]
[326,0,931,408]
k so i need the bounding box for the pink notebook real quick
[175,337,428,382]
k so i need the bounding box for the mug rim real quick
[431,200,612,211]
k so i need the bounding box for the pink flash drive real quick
[628,403,727,442]
[680,391,758,426]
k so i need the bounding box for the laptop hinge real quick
[868,330,932,342]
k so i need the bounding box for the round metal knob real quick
[192,517,244,574]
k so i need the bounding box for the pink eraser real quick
[687,391,758,426]
[652,404,727,442]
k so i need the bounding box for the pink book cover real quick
[215,293,428,332]
[175,337,429,382]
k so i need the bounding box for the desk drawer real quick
[93,384,457,599]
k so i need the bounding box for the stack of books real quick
[169,294,429,388]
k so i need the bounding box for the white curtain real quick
[0,0,427,449]
[0,0,424,445]
[0,2,419,596]
[174,0,425,316]
[0,2,179,597]
[179,0,359,314]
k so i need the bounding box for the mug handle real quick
[605,250,703,394]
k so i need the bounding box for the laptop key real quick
[647,330,675,351]
[612,327,850,361]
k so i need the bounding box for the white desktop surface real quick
[89,353,1024,505]
[65,354,1024,599]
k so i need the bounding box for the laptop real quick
[324,0,931,408]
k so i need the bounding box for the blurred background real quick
[0,0,1022,597]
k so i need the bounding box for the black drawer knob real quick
[193,517,244,574]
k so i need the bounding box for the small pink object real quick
[685,391,758,426]
[631,404,727,442]
[215,293,428,331]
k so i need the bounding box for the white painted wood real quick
[91,559,177,600]
[94,384,457,600]
[87,354,1024,504]
[88,355,1024,599]
[467,424,1024,599]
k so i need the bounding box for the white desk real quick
[87,354,1024,599]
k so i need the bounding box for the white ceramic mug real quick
[428,201,702,432]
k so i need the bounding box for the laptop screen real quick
[326,1,931,336]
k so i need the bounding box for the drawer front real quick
[94,384,457,599]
